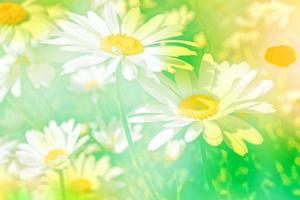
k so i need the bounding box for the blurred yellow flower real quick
[264,45,296,67]
[0,0,55,53]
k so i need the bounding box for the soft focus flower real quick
[164,139,186,161]
[17,119,89,179]
[130,54,274,156]
[70,66,114,92]
[45,5,196,80]
[0,138,17,165]
[0,48,55,101]
[264,45,296,67]
[194,32,208,48]
[0,0,55,53]
[164,5,194,31]
[278,89,300,114]
[90,0,127,16]
[92,118,142,153]
[44,154,123,198]
[248,1,295,27]
[223,16,260,50]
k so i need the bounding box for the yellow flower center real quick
[101,34,144,56]
[84,80,98,91]
[70,178,92,194]
[178,95,219,120]
[44,149,68,166]
[264,45,296,67]
[0,2,29,25]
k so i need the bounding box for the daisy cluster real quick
[0,0,279,199]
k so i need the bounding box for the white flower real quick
[70,66,114,92]
[92,118,142,153]
[0,48,55,101]
[248,1,294,27]
[164,5,194,31]
[278,90,300,114]
[45,5,196,80]
[44,154,123,196]
[90,0,127,16]
[130,54,275,156]
[17,119,89,179]
[0,138,17,165]
[0,0,56,53]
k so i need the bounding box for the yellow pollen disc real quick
[70,178,92,194]
[101,34,144,56]
[264,45,296,67]
[44,149,67,165]
[179,95,219,120]
[84,80,98,91]
[0,3,29,25]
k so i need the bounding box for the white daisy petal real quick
[185,123,203,143]
[122,60,137,80]
[62,55,107,74]
[148,128,177,151]
[121,8,140,35]
[103,4,120,34]
[203,121,223,146]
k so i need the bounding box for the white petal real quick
[148,128,177,151]
[103,5,120,34]
[121,8,140,35]
[203,122,223,146]
[62,55,106,74]
[224,132,248,156]
[122,61,137,80]
[185,123,203,143]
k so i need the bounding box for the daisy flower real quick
[45,5,196,80]
[248,0,294,27]
[44,154,123,197]
[0,48,55,102]
[17,119,89,179]
[70,66,114,92]
[129,54,275,156]
[164,5,194,31]
[0,0,55,53]
[0,138,17,165]
[92,118,142,153]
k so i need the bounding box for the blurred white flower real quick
[0,0,57,53]
[164,5,194,31]
[17,119,89,179]
[130,54,274,156]
[44,154,123,197]
[223,16,260,50]
[0,48,55,102]
[248,0,294,27]
[0,138,17,165]
[278,90,300,114]
[92,118,142,153]
[90,0,127,16]
[45,5,196,80]
[70,66,114,92]
[164,140,186,161]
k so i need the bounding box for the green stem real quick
[199,139,214,191]
[115,68,161,200]
[58,170,66,200]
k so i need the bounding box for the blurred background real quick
[0,0,300,199]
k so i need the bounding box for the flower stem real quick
[199,139,214,192]
[58,170,66,200]
[115,68,161,200]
